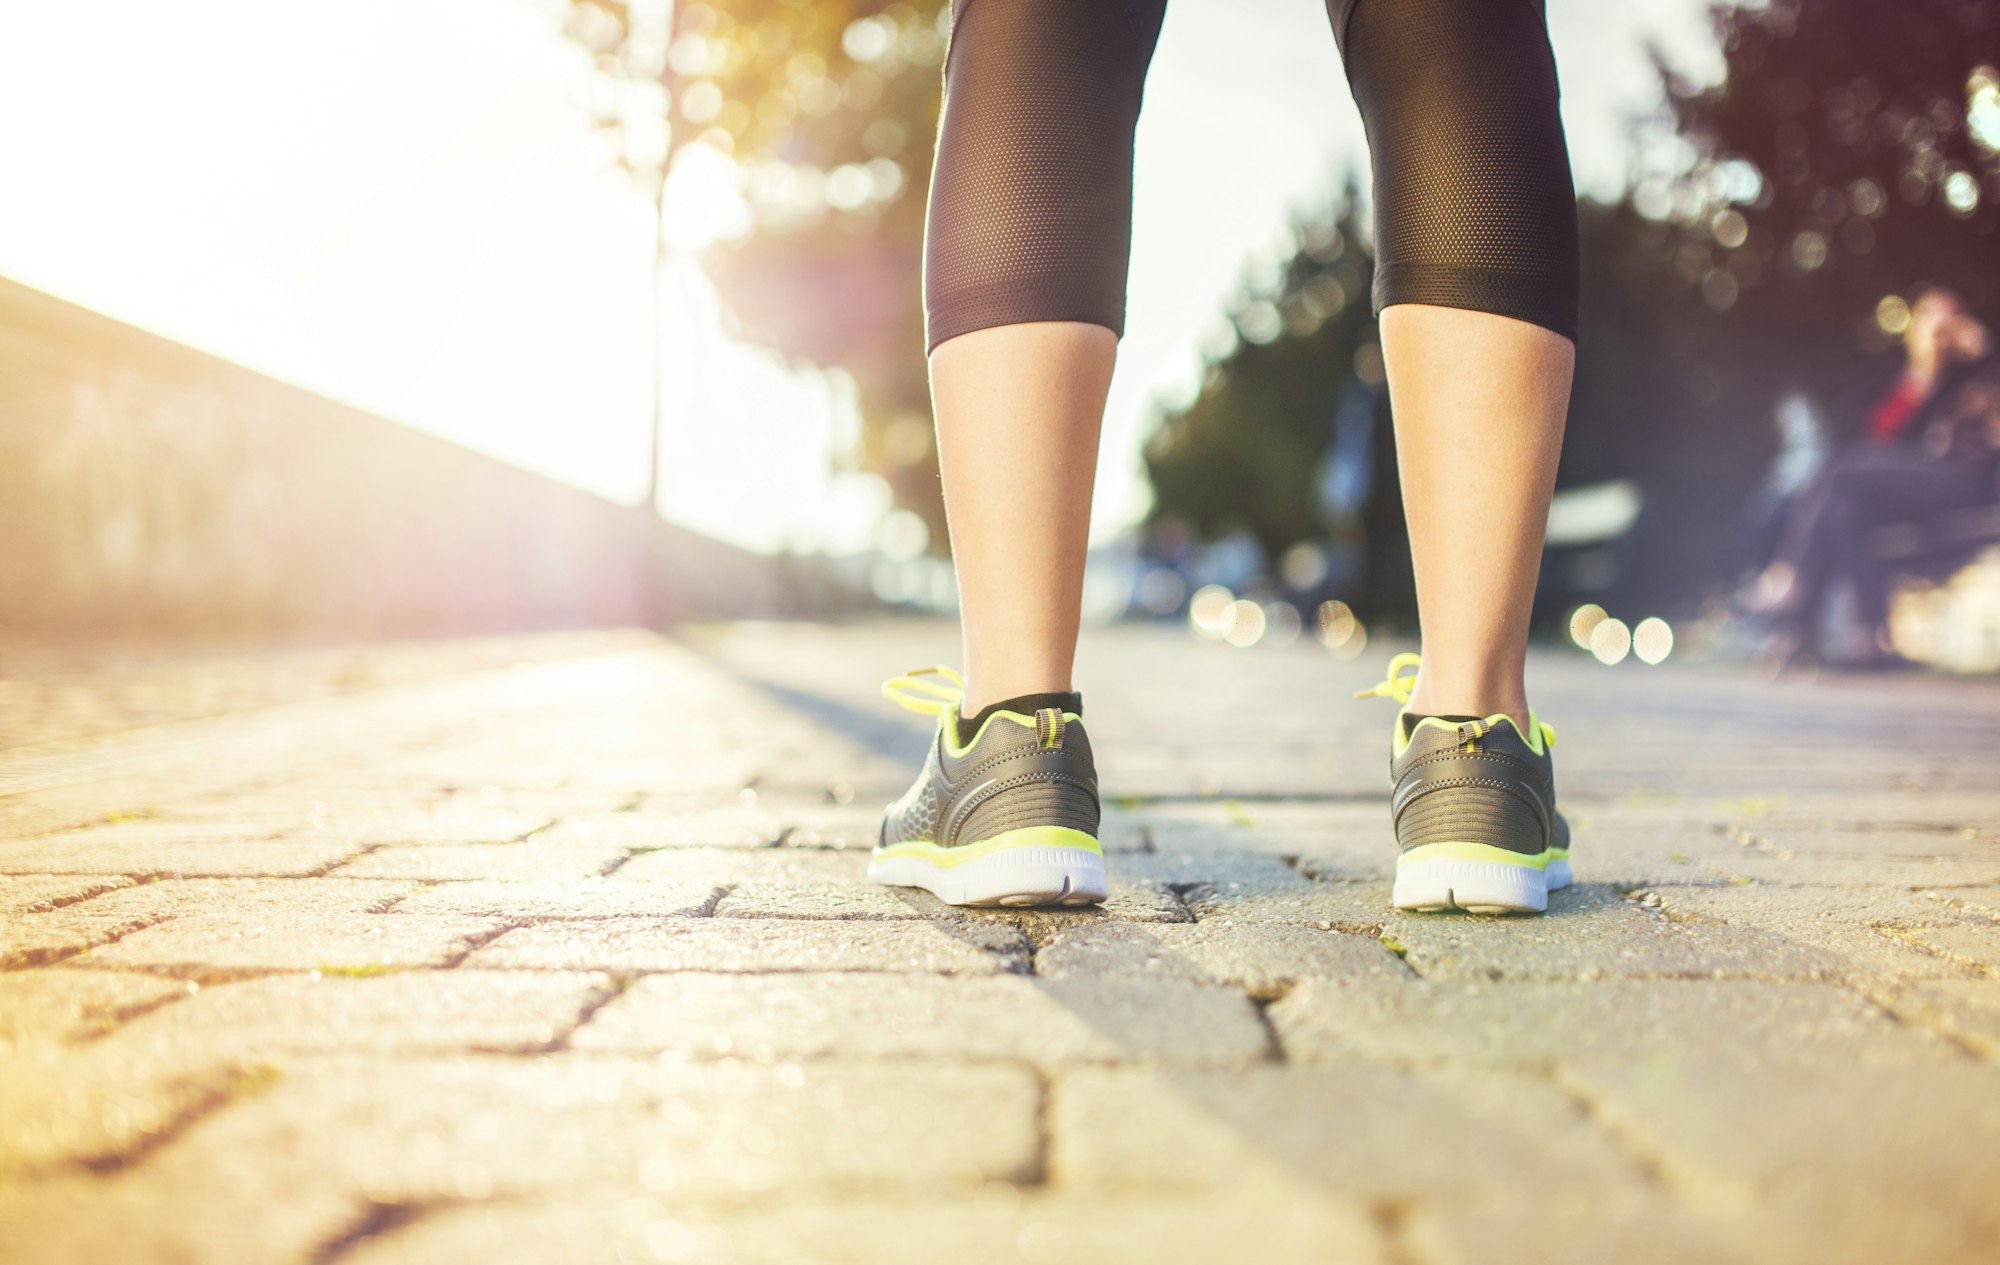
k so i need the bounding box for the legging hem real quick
[926,298,1125,354]
[1373,261,1578,343]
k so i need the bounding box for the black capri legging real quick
[923,0,1580,350]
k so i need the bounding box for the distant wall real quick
[0,277,780,640]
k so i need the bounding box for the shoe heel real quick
[868,828,1109,908]
[1393,857,1548,915]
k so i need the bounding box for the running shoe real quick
[869,666,1108,908]
[1357,653,1572,914]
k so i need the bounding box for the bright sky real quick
[0,0,1720,554]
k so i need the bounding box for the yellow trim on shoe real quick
[942,708,1083,759]
[1397,841,1562,871]
[871,827,1102,868]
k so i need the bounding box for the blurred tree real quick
[1147,0,2000,621]
[1144,183,1386,561]
[564,0,950,540]
[1649,0,2000,422]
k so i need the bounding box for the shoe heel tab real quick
[1036,707,1066,750]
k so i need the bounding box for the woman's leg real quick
[931,323,1115,714]
[869,0,1164,908]
[924,0,1167,717]
[1333,0,1580,912]
[1333,0,1581,731]
[1380,307,1573,728]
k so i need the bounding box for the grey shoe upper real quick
[882,707,1099,849]
[1389,717,1569,857]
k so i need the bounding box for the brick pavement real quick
[3,622,2000,1263]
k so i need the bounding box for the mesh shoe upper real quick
[882,708,1099,850]
[1389,716,1568,857]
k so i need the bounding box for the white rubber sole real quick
[867,833,1108,908]
[1394,852,1573,915]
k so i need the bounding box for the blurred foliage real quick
[1150,0,2000,618]
[564,0,950,541]
[1144,183,1380,561]
[1649,0,2000,413]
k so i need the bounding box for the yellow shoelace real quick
[881,665,965,718]
[1354,652,1556,749]
[1354,651,1424,705]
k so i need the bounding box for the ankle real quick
[955,688,1083,747]
[1406,686,1530,734]
[959,676,1075,719]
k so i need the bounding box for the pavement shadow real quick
[678,644,1647,1225]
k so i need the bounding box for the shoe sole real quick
[867,827,1108,908]
[1393,844,1573,915]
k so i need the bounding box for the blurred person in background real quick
[1861,287,1993,452]
[1748,330,2000,670]
[1744,288,1990,580]
[873,0,1582,917]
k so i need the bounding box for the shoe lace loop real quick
[881,666,965,717]
[1354,652,1423,705]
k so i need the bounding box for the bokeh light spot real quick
[1568,603,1608,649]
[1221,599,1267,648]
[1633,616,1674,665]
[1876,295,1912,335]
[1189,585,1233,639]
[1590,618,1633,665]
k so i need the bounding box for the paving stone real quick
[1181,875,1397,932]
[1689,833,2000,886]
[1270,977,1959,1068]
[431,785,643,816]
[1386,883,1844,982]
[0,969,195,1047]
[144,1055,1040,1201]
[532,809,793,849]
[1572,1062,2000,1203]
[0,1040,256,1178]
[623,848,916,920]
[0,873,134,915]
[625,848,1188,923]
[1050,1064,1645,1200]
[1727,822,2000,863]
[390,877,721,919]
[1100,801,1390,868]
[1880,922,2000,974]
[1633,883,1988,981]
[1408,1191,1757,1265]
[538,803,883,851]
[0,1169,355,1265]
[74,913,503,974]
[336,1192,1384,1265]
[1526,821,1771,887]
[0,838,368,878]
[284,804,555,845]
[572,972,1270,1067]
[333,840,628,881]
[1033,920,1408,996]
[1052,876,1191,924]
[1863,977,2000,1056]
[0,913,164,969]
[56,876,418,920]
[469,917,1029,974]
[1120,849,1316,893]
[4,819,292,847]
[109,970,610,1055]
[1409,1188,2000,1265]
[1934,883,2000,918]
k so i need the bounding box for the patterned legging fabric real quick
[922,0,1581,351]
